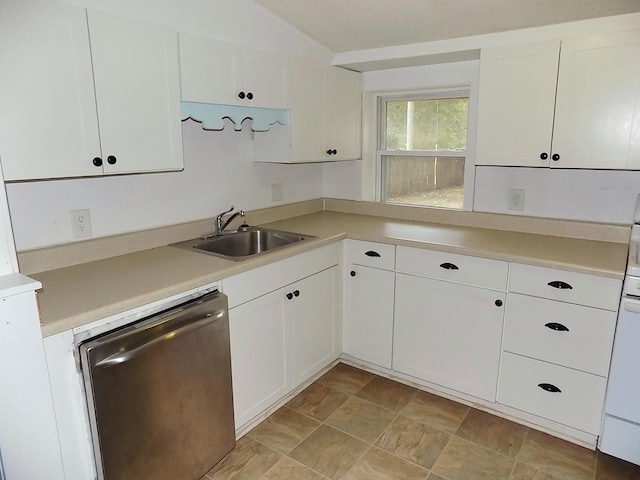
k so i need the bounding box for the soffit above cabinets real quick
[252,0,640,54]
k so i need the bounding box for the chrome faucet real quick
[215,206,245,235]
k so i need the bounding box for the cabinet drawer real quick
[509,263,621,310]
[396,246,508,290]
[346,239,395,270]
[504,293,617,376]
[498,352,607,434]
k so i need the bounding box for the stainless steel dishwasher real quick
[79,290,235,480]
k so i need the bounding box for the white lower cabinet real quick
[393,273,506,402]
[286,267,340,387]
[228,287,288,429]
[498,352,607,434]
[497,263,621,435]
[223,244,340,429]
[344,264,395,368]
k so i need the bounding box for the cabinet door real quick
[553,29,640,169]
[178,32,243,106]
[324,66,362,161]
[475,40,559,167]
[290,59,325,162]
[242,48,290,109]
[228,289,287,429]
[393,273,505,401]
[344,265,394,368]
[286,266,339,387]
[0,0,100,180]
[87,10,183,174]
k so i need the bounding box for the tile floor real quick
[203,362,640,480]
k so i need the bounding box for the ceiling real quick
[253,0,640,53]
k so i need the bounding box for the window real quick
[378,92,470,209]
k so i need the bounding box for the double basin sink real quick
[172,227,316,261]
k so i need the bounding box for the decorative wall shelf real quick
[180,102,288,132]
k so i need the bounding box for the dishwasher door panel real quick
[80,292,235,480]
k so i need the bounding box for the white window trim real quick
[368,85,478,211]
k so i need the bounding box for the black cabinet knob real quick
[326,149,333,155]
[286,292,293,300]
[92,157,103,167]
[540,152,548,160]
[238,91,246,99]
[107,155,117,165]
[350,270,356,277]
[293,290,300,297]
[495,299,503,307]
[439,262,459,270]
[538,383,562,393]
[545,322,570,332]
[552,153,560,161]
[547,280,572,290]
[247,92,253,100]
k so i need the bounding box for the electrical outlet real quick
[508,189,525,211]
[271,183,284,202]
[70,209,92,239]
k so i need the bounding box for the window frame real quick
[375,88,476,210]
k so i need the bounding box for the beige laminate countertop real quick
[34,211,629,337]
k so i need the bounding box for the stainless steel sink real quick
[172,227,315,260]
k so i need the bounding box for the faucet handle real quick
[219,205,234,216]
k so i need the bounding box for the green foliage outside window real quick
[385,98,468,151]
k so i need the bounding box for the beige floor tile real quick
[375,415,450,469]
[343,446,429,480]
[248,406,321,454]
[510,462,558,480]
[317,363,375,394]
[289,425,369,480]
[207,436,281,480]
[286,382,350,421]
[517,430,596,480]
[596,452,640,479]
[259,457,328,480]
[325,396,398,443]
[431,435,515,480]
[427,474,447,480]
[356,376,418,412]
[455,408,528,457]
[401,390,469,433]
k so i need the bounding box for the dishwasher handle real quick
[95,314,218,368]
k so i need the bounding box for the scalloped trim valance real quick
[180,102,289,132]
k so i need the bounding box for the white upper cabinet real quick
[324,66,362,161]
[475,40,559,168]
[476,29,640,169]
[0,2,183,180]
[0,0,100,180]
[87,10,183,175]
[553,29,640,169]
[283,59,361,163]
[179,32,290,109]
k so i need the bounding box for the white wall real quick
[474,167,640,225]
[361,54,640,225]
[0,161,17,274]
[59,0,332,61]
[7,120,324,250]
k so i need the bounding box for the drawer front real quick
[498,352,607,434]
[346,239,395,270]
[504,293,617,376]
[509,263,621,310]
[396,246,508,290]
